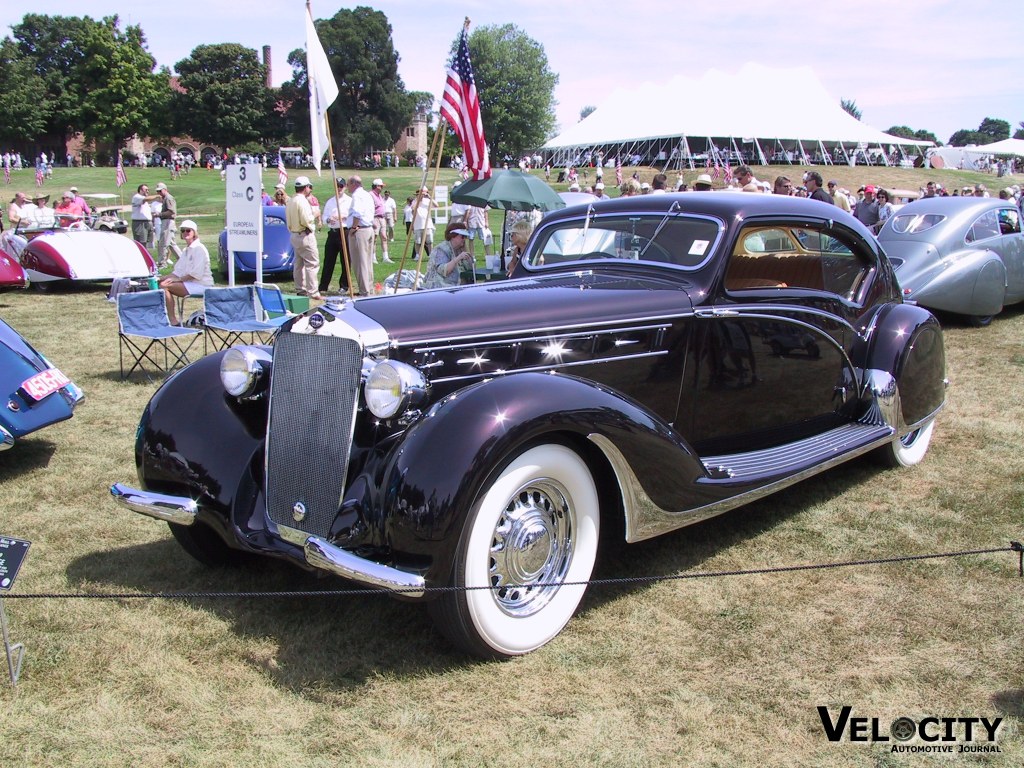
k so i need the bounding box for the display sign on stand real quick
[225,164,264,286]
[1,535,30,686]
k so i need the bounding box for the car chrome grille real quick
[266,331,363,539]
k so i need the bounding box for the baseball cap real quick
[69,186,78,193]
[294,175,311,188]
[595,182,605,190]
[155,182,167,191]
[179,219,198,233]
[864,185,876,194]
[449,227,471,237]
[372,178,384,187]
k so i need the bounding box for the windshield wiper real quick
[639,200,681,258]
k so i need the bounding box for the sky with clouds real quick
[2,0,1021,145]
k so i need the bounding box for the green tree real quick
[0,38,50,142]
[885,125,940,146]
[9,14,168,148]
[1014,121,1024,140]
[840,98,861,121]
[10,14,103,141]
[580,105,596,121]
[173,44,277,148]
[286,7,416,158]
[885,125,916,139]
[460,24,558,158]
[77,18,167,148]
[949,117,1011,147]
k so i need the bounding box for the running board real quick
[702,422,895,483]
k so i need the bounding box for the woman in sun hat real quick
[159,219,213,325]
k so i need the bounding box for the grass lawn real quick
[0,165,1022,766]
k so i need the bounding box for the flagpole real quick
[395,116,446,290]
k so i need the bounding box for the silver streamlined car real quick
[878,196,1024,326]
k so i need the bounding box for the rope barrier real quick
[2,542,1020,601]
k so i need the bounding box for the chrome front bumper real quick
[109,483,425,597]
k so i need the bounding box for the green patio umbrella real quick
[450,169,565,212]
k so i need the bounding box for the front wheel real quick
[876,420,935,468]
[429,444,600,659]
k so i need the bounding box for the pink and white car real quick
[1,227,154,286]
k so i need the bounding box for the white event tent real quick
[963,138,1024,157]
[542,63,933,170]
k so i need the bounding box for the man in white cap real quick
[69,186,91,218]
[160,219,213,325]
[593,182,608,200]
[286,176,320,299]
[370,178,392,263]
[154,182,177,267]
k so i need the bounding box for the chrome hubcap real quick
[489,478,574,617]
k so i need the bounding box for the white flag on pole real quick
[305,4,339,175]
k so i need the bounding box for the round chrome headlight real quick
[364,360,427,419]
[220,346,271,398]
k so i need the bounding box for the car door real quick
[987,206,1024,303]
[684,219,875,456]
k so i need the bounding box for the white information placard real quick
[225,165,264,284]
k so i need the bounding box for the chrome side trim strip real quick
[0,425,13,451]
[430,349,668,385]
[304,536,426,597]
[110,482,198,525]
[410,323,673,355]
[397,314,692,349]
[588,425,902,544]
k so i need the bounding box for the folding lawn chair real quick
[117,289,203,381]
[253,282,299,325]
[203,285,288,351]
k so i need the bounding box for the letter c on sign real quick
[246,187,254,201]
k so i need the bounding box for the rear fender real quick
[911,249,1004,317]
[860,303,946,433]
[378,371,707,578]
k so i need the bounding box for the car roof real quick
[894,196,1009,216]
[543,191,871,234]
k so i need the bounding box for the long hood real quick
[25,231,152,280]
[352,271,695,343]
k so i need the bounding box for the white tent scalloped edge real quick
[542,62,933,169]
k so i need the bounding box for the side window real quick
[966,210,1000,243]
[725,224,871,300]
[998,207,1020,235]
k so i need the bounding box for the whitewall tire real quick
[430,443,600,658]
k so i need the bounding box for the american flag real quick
[723,158,733,185]
[277,154,288,187]
[115,153,127,188]
[440,27,490,181]
[615,156,622,186]
[711,164,721,181]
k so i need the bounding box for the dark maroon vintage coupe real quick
[112,192,947,658]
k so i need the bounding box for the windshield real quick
[526,214,721,270]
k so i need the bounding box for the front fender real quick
[135,352,269,531]
[861,303,946,431]
[378,371,707,581]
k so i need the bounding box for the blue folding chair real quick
[254,282,298,324]
[117,290,203,381]
[203,286,288,351]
